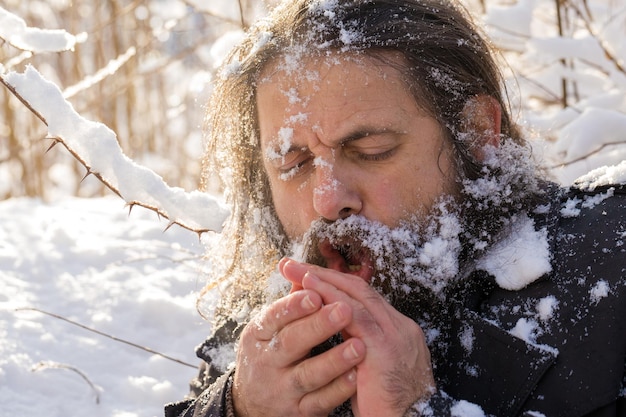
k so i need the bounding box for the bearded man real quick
[165,0,626,416]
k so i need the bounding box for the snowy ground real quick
[1,1,624,415]
[0,196,215,417]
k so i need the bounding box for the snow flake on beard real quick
[293,196,464,304]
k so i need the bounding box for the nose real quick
[312,161,362,221]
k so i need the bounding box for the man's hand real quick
[232,288,366,417]
[280,259,436,417]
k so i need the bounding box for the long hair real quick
[200,0,534,322]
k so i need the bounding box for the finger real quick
[290,282,304,294]
[299,368,359,416]
[283,259,384,311]
[281,257,315,288]
[301,265,391,321]
[270,302,353,367]
[280,258,306,293]
[302,272,385,340]
[292,337,364,392]
[301,270,376,312]
[250,289,322,341]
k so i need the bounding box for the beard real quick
[291,195,466,330]
[265,142,544,382]
[277,141,542,351]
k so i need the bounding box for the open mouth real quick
[318,239,374,283]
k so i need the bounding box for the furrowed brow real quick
[338,127,394,145]
[265,142,308,161]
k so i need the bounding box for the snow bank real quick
[0,197,213,416]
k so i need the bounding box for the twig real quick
[16,307,197,369]
[550,140,626,168]
[0,75,47,124]
[0,73,212,237]
[237,0,246,28]
[32,361,101,404]
[179,0,246,27]
[555,0,569,108]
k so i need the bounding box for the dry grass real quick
[1,0,624,200]
[0,0,259,200]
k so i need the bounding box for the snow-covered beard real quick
[294,196,465,323]
[288,142,542,324]
[263,141,541,323]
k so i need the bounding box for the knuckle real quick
[251,302,284,340]
[291,363,314,393]
[300,395,331,417]
[315,309,334,334]
[306,398,330,417]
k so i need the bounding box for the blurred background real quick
[1,0,625,201]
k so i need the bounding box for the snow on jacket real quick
[164,182,626,417]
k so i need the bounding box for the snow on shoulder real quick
[3,66,229,233]
[573,160,626,192]
[476,214,552,291]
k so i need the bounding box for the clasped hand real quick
[232,259,435,417]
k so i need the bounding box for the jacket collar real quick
[438,309,558,416]
[437,182,565,415]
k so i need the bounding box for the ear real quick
[461,95,502,161]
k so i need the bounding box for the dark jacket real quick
[165,183,626,417]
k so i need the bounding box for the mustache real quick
[292,198,464,298]
[300,216,392,266]
[294,214,452,326]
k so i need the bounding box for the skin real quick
[232,54,462,417]
[258,55,459,235]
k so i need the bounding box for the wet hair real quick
[199,0,534,319]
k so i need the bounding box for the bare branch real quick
[32,361,100,404]
[16,307,197,369]
[550,140,626,168]
[555,0,569,108]
[179,0,246,27]
[238,0,246,28]
[567,1,626,76]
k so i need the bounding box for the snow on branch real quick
[0,6,85,53]
[63,46,137,99]
[1,66,229,235]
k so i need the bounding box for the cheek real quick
[364,178,414,223]
[271,183,315,238]
[366,167,444,224]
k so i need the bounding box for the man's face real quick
[258,54,460,284]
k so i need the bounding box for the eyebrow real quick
[339,128,392,144]
[266,126,399,157]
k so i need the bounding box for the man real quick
[165,0,626,416]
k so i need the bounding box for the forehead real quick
[258,51,408,99]
[256,53,418,141]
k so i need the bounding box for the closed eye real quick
[342,133,399,163]
[355,148,396,162]
[277,152,313,181]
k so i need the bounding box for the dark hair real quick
[200,0,529,317]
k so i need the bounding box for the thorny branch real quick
[0,73,210,237]
[0,75,47,123]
